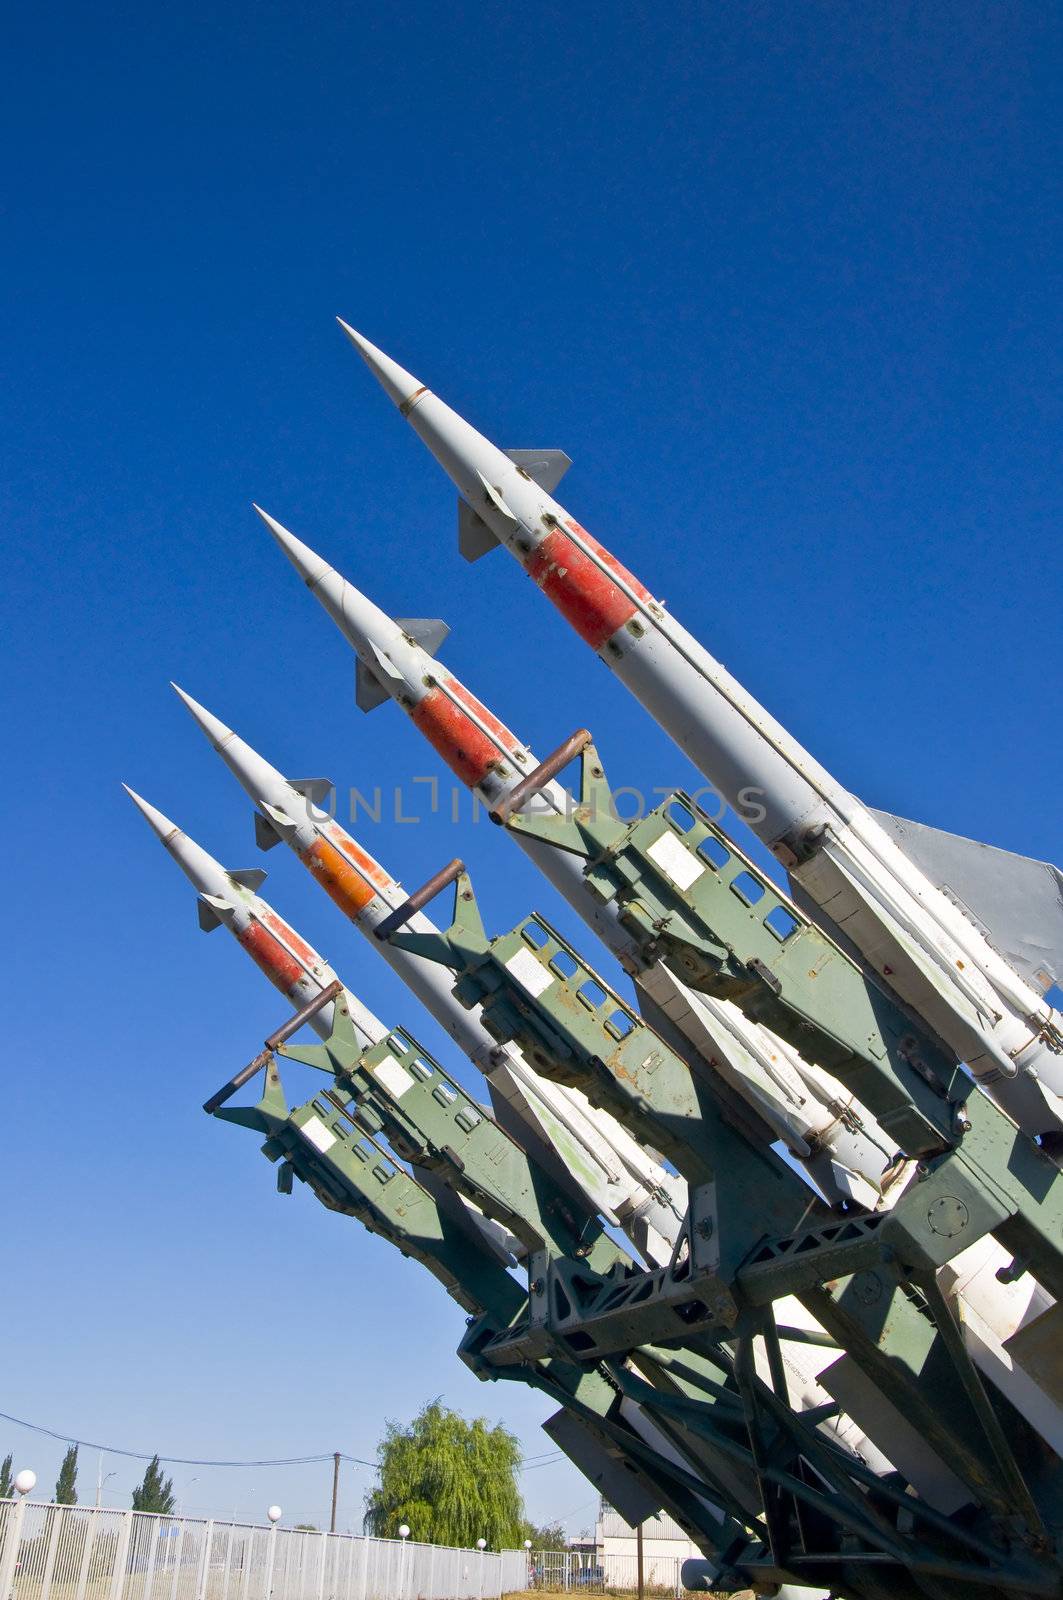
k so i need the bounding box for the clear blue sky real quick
[3,0,1060,1536]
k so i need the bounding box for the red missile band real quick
[259,907,321,969]
[525,521,651,651]
[410,678,520,789]
[236,917,308,993]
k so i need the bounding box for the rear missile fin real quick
[504,448,572,493]
[197,895,226,933]
[871,809,1063,992]
[355,659,392,713]
[457,444,572,562]
[395,617,450,656]
[288,777,335,807]
[254,811,284,852]
[229,868,268,891]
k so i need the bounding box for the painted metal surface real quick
[339,325,1063,1138]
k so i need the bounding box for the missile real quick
[339,323,1063,1136]
[123,784,529,1265]
[169,687,686,1264]
[255,510,894,1207]
[122,784,379,1048]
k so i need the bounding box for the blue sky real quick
[3,0,1060,1535]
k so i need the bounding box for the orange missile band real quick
[410,677,521,789]
[299,831,392,919]
[525,521,651,651]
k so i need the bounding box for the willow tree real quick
[364,1402,523,1548]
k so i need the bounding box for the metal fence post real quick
[263,1523,277,1600]
[108,1510,135,1600]
[0,1492,28,1600]
[196,1521,215,1600]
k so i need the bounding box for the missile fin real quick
[229,868,268,891]
[254,811,284,852]
[504,448,572,493]
[355,658,392,713]
[197,896,224,933]
[288,777,335,806]
[395,617,450,656]
[458,497,500,563]
[542,1408,662,1527]
[871,808,1063,992]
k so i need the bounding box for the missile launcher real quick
[125,326,1063,1597]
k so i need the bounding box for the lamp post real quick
[263,1506,282,1600]
[398,1524,410,1600]
[0,1471,37,1600]
[476,1537,486,1600]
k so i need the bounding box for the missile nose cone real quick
[254,504,335,589]
[122,784,181,845]
[336,320,426,410]
[170,683,235,750]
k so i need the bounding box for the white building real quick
[591,1503,701,1587]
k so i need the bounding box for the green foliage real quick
[131,1456,175,1514]
[294,1524,319,1531]
[56,1444,79,1506]
[364,1401,524,1548]
[522,1521,568,1551]
[0,1454,12,1500]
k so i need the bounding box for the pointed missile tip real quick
[254,504,334,589]
[122,784,181,845]
[170,682,236,749]
[335,320,425,410]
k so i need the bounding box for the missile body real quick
[122,785,381,1049]
[171,689,685,1264]
[339,325,1063,1135]
[257,514,895,1206]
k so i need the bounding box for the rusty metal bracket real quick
[203,979,344,1113]
[489,728,592,826]
[373,859,466,942]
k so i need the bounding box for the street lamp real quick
[476,1539,486,1551]
[398,1525,410,1540]
[0,1472,38,1600]
[267,1506,283,1525]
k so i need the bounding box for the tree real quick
[0,1454,12,1500]
[131,1457,175,1514]
[523,1522,568,1551]
[364,1401,524,1548]
[55,1444,79,1505]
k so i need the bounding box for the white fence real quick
[0,1501,530,1600]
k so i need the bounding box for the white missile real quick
[123,785,528,1265]
[170,687,686,1265]
[339,323,1063,1137]
[122,783,378,1048]
[256,507,897,1206]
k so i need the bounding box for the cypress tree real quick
[55,1444,79,1505]
[132,1456,175,1514]
[0,1454,13,1499]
